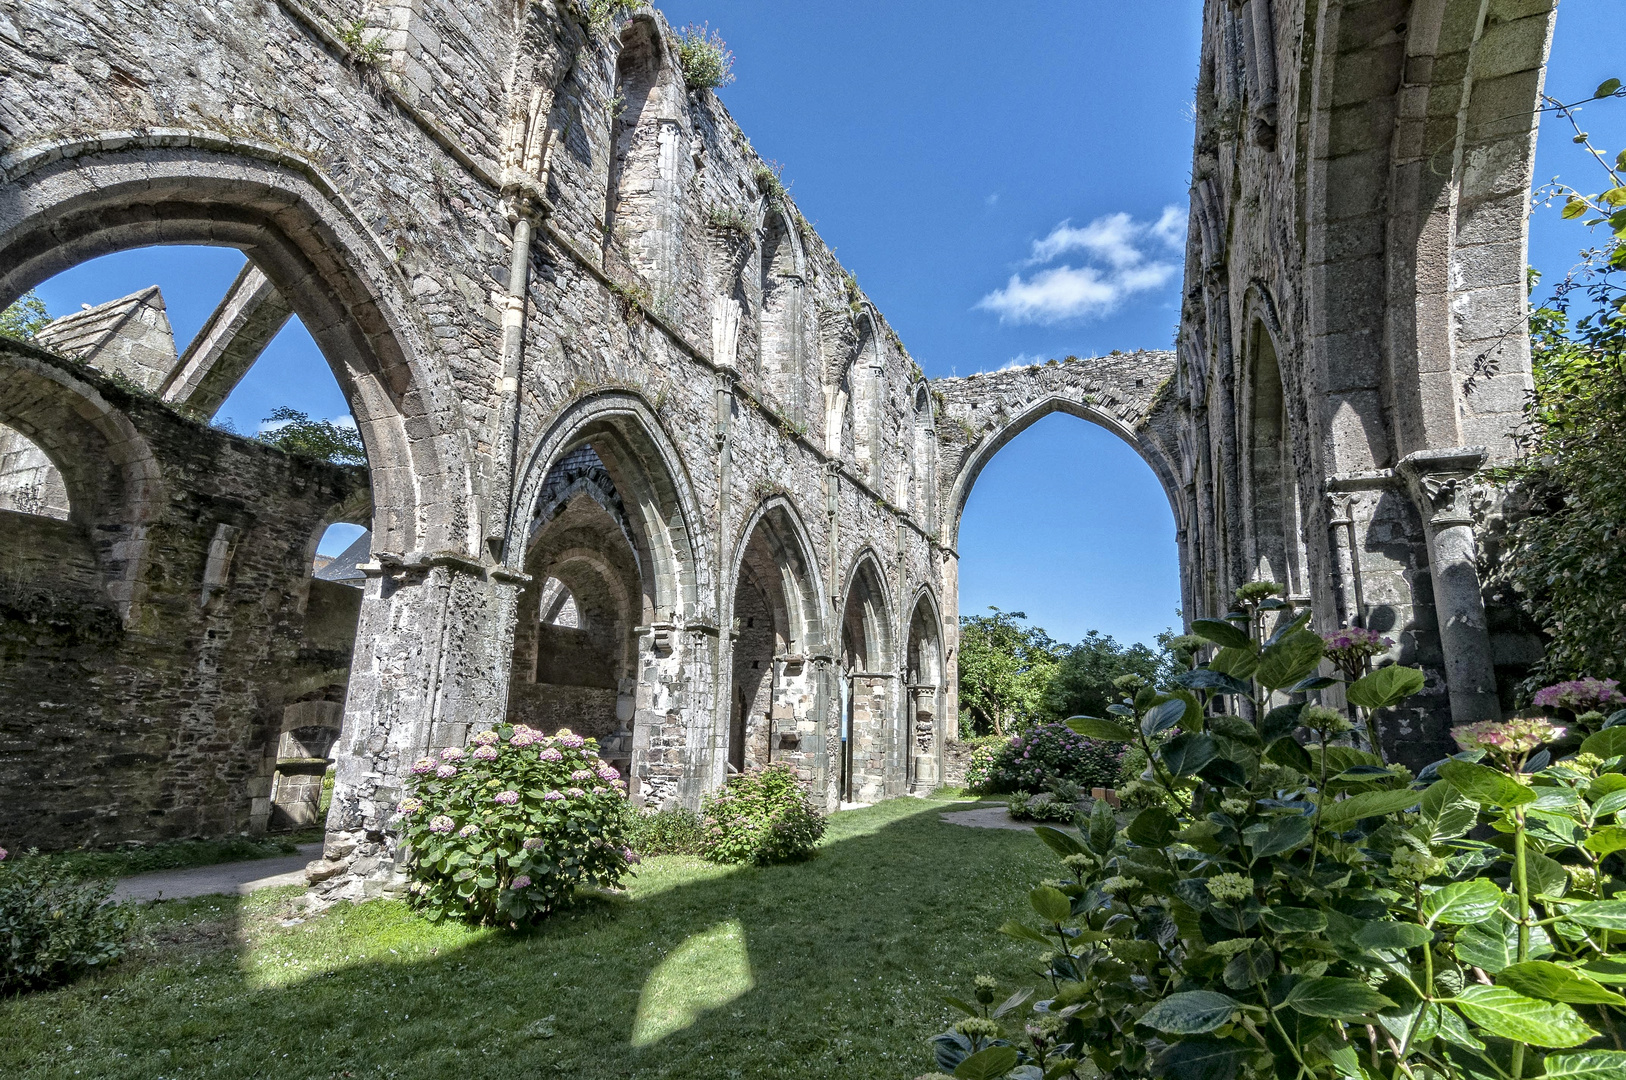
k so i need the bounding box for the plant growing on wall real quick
[256,407,367,466]
[399,725,635,926]
[676,22,735,91]
[0,291,51,340]
[919,584,1626,1080]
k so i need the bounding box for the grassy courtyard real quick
[1,797,1050,1079]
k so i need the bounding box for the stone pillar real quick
[909,684,939,791]
[1399,448,1500,726]
[308,554,523,903]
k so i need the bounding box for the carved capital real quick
[1326,491,1355,526]
[1398,447,1487,529]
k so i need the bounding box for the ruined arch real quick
[1240,298,1307,598]
[943,392,1185,553]
[904,586,945,791]
[724,496,826,778]
[850,305,886,488]
[605,14,682,295]
[837,547,896,803]
[0,347,163,622]
[760,206,807,420]
[0,135,473,555]
[908,380,938,525]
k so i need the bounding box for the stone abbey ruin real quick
[0,0,1558,898]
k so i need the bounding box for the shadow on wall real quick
[0,799,1055,1078]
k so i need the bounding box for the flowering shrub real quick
[1008,782,1082,824]
[1533,677,1626,715]
[400,725,633,925]
[960,735,1005,792]
[0,847,128,993]
[919,583,1626,1080]
[1317,625,1393,679]
[627,806,706,857]
[699,764,824,866]
[968,723,1122,795]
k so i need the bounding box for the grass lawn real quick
[1,798,1056,1079]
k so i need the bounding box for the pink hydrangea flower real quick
[1320,627,1395,680]
[543,791,565,802]
[1452,717,1567,763]
[396,797,425,814]
[0,847,8,862]
[436,764,458,779]
[411,757,437,775]
[1532,678,1625,714]
[538,747,563,763]
[428,815,455,833]
[511,875,532,890]
[570,769,594,782]
[472,745,499,762]
[510,728,538,748]
[555,730,586,749]
[522,836,543,850]
[493,790,520,805]
[471,729,500,746]
[622,847,641,865]
[566,787,586,799]
[439,746,465,762]
[596,766,619,782]
[457,824,480,838]
[612,779,627,790]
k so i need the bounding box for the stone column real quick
[1399,448,1500,725]
[309,553,524,903]
[908,684,939,791]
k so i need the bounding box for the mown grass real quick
[17,831,323,883]
[1,797,1053,1079]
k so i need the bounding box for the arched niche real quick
[837,550,895,804]
[1243,317,1306,596]
[726,497,826,780]
[904,588,945,791]
[759,207,807,421]
[605,15,682,294]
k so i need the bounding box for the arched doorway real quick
[837,552,894,804]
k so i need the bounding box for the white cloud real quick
[978,206,1187,324]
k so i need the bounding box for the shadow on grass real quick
[1,798,1057,1080]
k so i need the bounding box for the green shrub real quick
[968,723,1123,795]
[675,23,734,90]
[0,849,128,994]
[400,725,634,926]
[699,764,824,866]
[920,583,1626,1080]
[1007,782,1082,824]
[26,835,300,882]
[627,806,705,857]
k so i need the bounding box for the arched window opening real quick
[851,311,884,488]
[730,564,780,774]
[911,385,937,526]
[905,596,944,792]
[539,576,582,628]
[1246,320,1303,597]
[605,17,678,294]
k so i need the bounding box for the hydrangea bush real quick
[699,763,824,866]
[921,584,1626,1080]
[968,723,1123,795]
[399,725,634,925]
[0,847,128,993]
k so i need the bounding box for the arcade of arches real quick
[0,0,1558,901]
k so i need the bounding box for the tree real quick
[256,407,367,466]
[956,608,1061,737]
[0,291,52,341]
[1043,629,1176,721]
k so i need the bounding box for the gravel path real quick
[110,843,323,902]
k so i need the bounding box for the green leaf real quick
[1584,824,1626,857]
[1087,797,1116,855]
[1191,618,1253,650]
[1456,910,1553,973]
[1263,607,1313,649]
[1031,825,1085,858]
[1604,186,1626,208]
[1281,976,1395,1020]
[1563,197,1589,219]
[1451,985,1598,1047]
[1255,632,1325,692]
[1259,704,1303,746]
[942,995,982,1017]
[1419,779,1479,842]
[1153,1037,1245,1080]
[1127,806,1177,846]
[1597,78,1623,98]
[1264,737,1313,775]
[1029,885,1072,924]
[1138,990,1241,1034]
[1497,961,1626,1006]
[1582,959,1626,984]
[1209,645,1259,679]
[1422,879,1504,926]
[1543,1051,1626,1080]
[1222,942,1275,989]
[1175,668,1254,699]
[1527,851,1569,899]
[991,987,1035,1019]
[1141,700,1187,738]
[1067,716,1136,742]
[1318,788,1420,829]
[1345,665,1425,710]
[1260,905,1326,934]
[1245,814,1313,858]
[1563,899,1626,931]
[998,920,1054,947]
[954,1045,1019,1080]
[1438,759,1537,807]
[1209,715,1262,748]
[1163,733,1220,778]
[1352,921,1431,950]
[1581,727,1626,759]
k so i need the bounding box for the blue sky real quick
[23,0,1624,642]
